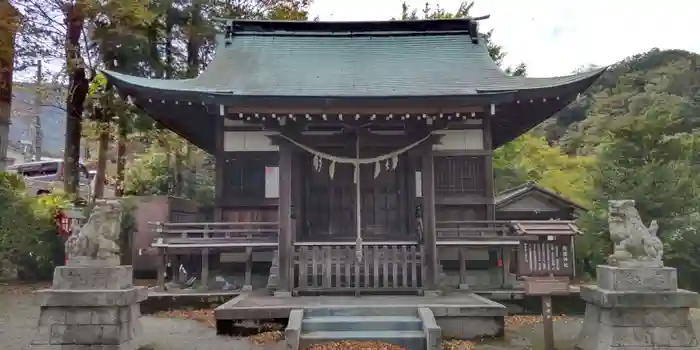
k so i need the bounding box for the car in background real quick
[7,159,93,201]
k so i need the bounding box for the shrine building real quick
[104,18,603,306]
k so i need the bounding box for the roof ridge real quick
[222,18,482,43]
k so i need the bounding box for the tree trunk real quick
[93,109,109,198]
[0,2,19,171]
[63,2,89,197]
[164,14,182,196]
[114,113,127,197]
[181,0,201,197]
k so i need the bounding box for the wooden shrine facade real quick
[215,112,497,293]
[105,18,605,294]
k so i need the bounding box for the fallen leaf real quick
[505,315,570,330]
[305,340,407,350]
[153,309,215,327]
[441,339,475,350]
[134,279,157,287]
[249,330,284,346]
[0,282,51,295]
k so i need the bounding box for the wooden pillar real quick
[502,247,512,288]
[206,114,225,292]
[276,140,293,296]
[156,248,166,291]
[199,224,210,291]
[483,113,495,220]
[421,148,439,293]
[214,117,225,222]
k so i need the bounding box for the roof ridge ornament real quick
[468,15,489,44]
[468,20,479,44]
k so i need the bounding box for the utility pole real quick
[33,60,43,160]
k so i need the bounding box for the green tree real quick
[579,93,700,282]
[493,134,595,206]
[0,172,72,280]
[122,143,214,204]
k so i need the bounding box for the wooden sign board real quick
[518,241,574,277]
[523,277,571,296]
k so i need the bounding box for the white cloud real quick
[309,0,700,77]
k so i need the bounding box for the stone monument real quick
[29,199,147,350]
[576,199,699,350]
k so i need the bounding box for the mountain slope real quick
[537,48,700,154]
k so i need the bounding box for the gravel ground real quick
[1,289,698,350]
[0,292,279,350]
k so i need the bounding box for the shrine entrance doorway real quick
[300,150,412,241]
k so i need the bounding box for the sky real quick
[309,0,700,77]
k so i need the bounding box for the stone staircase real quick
[285,307,440,350]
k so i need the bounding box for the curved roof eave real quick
[477,67,608,95]
[102,67,607,103]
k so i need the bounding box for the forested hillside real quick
[539,49,700,154]
[510,48,700,288]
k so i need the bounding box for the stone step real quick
[300,330,426,350]
[303,315,422,332]
[304,307,418,317]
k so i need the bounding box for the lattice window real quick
[434,156,484,193]
[222,154,268,198]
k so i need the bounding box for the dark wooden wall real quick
[217,151,280,223]
[214,117,495,229]
[433,154,490,221]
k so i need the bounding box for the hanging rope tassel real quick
[329,161,335,179]
[374,161,381,178]
[313,155,322,172]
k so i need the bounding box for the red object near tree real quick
[54,210,75,265]
[54,211,72,237]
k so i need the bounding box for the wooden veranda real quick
[150,218,579,294]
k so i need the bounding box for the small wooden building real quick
[496,182,587,221]
[104,18,604,295]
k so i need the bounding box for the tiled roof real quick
[495,181,587,211]
[103,19,605,98]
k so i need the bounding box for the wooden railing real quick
[151,221,278,249]
[436,220,520,245]
[292,242,423,294]
[149,221,279,291]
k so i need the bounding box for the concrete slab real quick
[141,289,241,314]
[215,291,507,321]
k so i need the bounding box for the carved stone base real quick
[576,265,699,350]
[28,266,147,350]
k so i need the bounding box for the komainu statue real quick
[607,199,664,267]
[65,199,123,266]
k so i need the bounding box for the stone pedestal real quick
[576,265,699,350]
[29,265,148,350]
